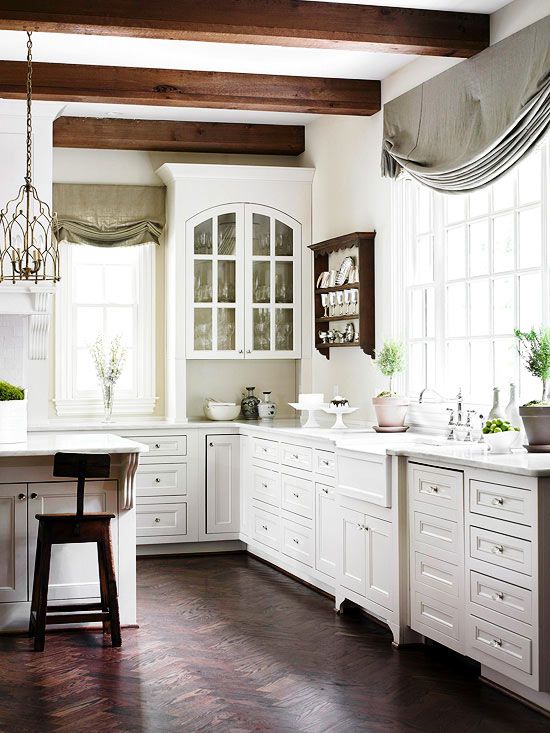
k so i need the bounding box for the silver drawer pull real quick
[429,485,439,493]
[292,492,299,498]
[155,477,161,483]
[292,454,299,460]
[209,442,214,447]
[292,538,299,544]
[491,638,502,648]
[262,447,268,452]
[492,544,504,554]
[322,460,331,466]
[262,482,268,489]
[261,524,268,531]
[492,497,504,506]
[492,591,504,601]
[357,523,369,531]
[321,487,329,494]
[154,443,161,449]
[154,517,161,523]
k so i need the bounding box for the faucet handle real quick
[466,409,477,427]
[446,407,455,425]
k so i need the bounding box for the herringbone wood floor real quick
[0,554,547,732]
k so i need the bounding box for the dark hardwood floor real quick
[0,554,547,732]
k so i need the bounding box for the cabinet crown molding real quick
[156,163,315,185]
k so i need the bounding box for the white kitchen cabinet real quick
[206,435,241,534]
[315,483,337,578]
[364,515,393,610]
[340,507,366,596]
[186,203,301,359]
[0,484,27,603]
[27,480,118,602]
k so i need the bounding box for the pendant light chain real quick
[25,31,33,188]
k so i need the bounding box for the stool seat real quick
[29,452,122,651]
[35,512,116,521]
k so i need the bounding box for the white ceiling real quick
[0,1,512,125]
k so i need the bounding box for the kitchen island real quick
[0,433,147,632]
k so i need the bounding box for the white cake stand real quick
[289,403,327,428]
[322,405,358,429]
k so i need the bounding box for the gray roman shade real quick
[381,15,550,193]
[54,184,165,246]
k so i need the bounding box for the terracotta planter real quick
[0,395,27,443]
[372,396,409,428]
[519,405,550,450]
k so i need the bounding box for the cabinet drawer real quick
[252,505,280,551]
[136,498,187,537]
[136,464,187,497]
[414,552,461,602]
[411,465,462,515]
[281,443,313,472]
[468,615,532,675]
[315,450,336,478]
[338,453,390,507]
[470,571,532,625]
[252,438,279,464]
[411,591,460,643]
[281,518,313,567]
[470,526,532,576]
[251,464,280,508]
[413,511,460,561]
[281,473,314,519]
[469,480,533,527]
[137,435,187,459]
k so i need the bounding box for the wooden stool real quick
[29,452,122,652]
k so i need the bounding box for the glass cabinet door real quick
[186,205,244,358]
[245,205,301,358]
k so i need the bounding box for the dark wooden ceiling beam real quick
[0,1,490,58]
[53,117,306,155]
[0,61,381,116]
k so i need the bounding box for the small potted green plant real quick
[372,340,409,428]
[514,327,550,450]
[0,380,27,443]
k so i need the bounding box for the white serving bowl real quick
[483,431,518,454]
[204,403,241,421]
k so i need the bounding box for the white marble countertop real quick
[0,432,148,458]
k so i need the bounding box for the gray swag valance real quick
[53,184,165,246]
[381,15,550,193]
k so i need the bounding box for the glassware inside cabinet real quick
[217,308,236,351]
[253,214,270,256]
[253,261,270,303]
[194,261,213,302]
[217,260,236,303]
[275,261,293,303]
[194,218,213,255]
[275,220,293,256]
[194,309,212,350]
[253,308,271,350]
[218,213,236,256]
[275,308,293,351]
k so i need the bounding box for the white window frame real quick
[54,243,157,417]
[395,136,550,406]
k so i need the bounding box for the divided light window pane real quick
[402,134,548,404]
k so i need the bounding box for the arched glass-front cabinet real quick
[186,203,301,359]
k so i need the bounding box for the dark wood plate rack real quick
[309,232,375,360]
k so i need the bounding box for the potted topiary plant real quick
[0,380,27,444]
[514,327,550,450]
[372,340,409,429]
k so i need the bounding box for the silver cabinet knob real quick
[261,482,268,488]
[292,454,299,460]
[322,460,330,466]
[30,492,38,500]
[18,493,26,501]
[155,477,161,483]
[492,591,504,601]
[293,538,299,544]
[246,349,251,354]
[491,638,502,648]
[492,497,504,506]
[492,544,504,554]
[209,442,214,447]
[154,443,161,449]
[154,517,161,523]
[292,492,299,498]
[321,487,329,494]
[262,524,268,531]
[238,349,243,354]
[429,485,439,493]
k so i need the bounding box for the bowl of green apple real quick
[482,419,521,454]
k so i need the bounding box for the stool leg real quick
[97,541,111,636]
[29,531,43,636]
[99,529,121,647]
[34,531,52,652]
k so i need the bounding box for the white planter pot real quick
[0,396,27,443]
[372,396,409,428]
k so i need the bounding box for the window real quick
[55,244,156,416]
[400,135,549,405]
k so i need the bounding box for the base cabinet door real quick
[206,435,240,534]
[27,481,118,602]
[316,484,336,578]
[365,515,393,610]
[340,507,366,596]
[0,484,28,603]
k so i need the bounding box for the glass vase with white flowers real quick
[90,335,127,422]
